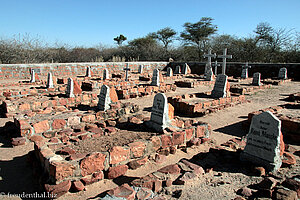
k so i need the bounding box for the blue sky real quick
[1,0,299,47]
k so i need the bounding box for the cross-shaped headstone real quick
[241,62,251,79]
[212,61,221,75]
[123,64,131,81]
[204,49,216,75]
[217,48,232,75]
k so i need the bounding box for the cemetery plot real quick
[230,81,272,95]
[245,102,300,144]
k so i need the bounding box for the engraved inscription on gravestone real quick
[98,85,111,111]
[252,72,261,86]
[211,74,228,98]
[278,67,287,80]
[150,93,169,126]
[240,111,282,172]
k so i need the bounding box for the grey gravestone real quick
[240,111,282,172]
[98,85,111,111]
[151,69,160,86]
[86,66,91,77]
[103,68,109,80]
[278,67,287,80]
[205,68,214,81]
[138,65,144,74]
[174,66,181,74]
[123,64,131,81]
[211,74,228,98]
[252,72,261,86]
[217,48,232,75]
[150,93,170,130]
[166,67,173,77]
[66,78,74,98]
[204,49,216,76]
[30,69,35,83]
[46,72,54,88]
[241,62,251,79]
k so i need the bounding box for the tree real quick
[180,17,217,60]
[113,34,127,46]
[254,22,294,62]
[150,27,177,50]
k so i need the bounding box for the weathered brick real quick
[172,131,185,145]
[33,120,50,134]
[129,141,146,158]
[110,146,130,165]
[52,119,66,130]
[80,153,106,176]
[49,161,75,182]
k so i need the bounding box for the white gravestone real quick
[174,66,181,74]
[98,85,111,111]
[240,111,282,172]
[252,72,261,86]
[30,69,35,83]
[166,67,173,77]
[150,93,170,129]
[103,68,109,80]
[278,67,287,80]
[241,62,251,79]
[182,63,190,75]
[46,72,54,88]
[217,48,232,75]
[138,65,144,74]
[66,78,75,98]
[151,69,160,86]
[204,49,216,76]
[211,74,228,98]
[86,66,92,77]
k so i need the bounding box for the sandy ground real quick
[0,78,299,200]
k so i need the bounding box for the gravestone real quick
[205,68,214,81]
[123,64,131,81]
[98,85,111,111]
[278,67,287,80]
[211,74,228,98]
[252,72,261,86]
[149,93,170,131]
[166,67,173,77]
[182,63,190,75]
[30,69,35,83]
[46,72,54,88]
[151,69,160,86]
[204,49,216,76]
[174,66,181,74]
[241,62,251,79]
[103,68,109,80]
[86,66,92,77]
[217,48,232,75]
[66,78,75,98]
[240,111,282,172]
[138,65,144,74]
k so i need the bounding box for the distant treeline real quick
[1,18,299,64]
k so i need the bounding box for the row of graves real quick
[0,51,298,199]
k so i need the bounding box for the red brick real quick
[80,153,106,176]
[110,146,130,165]
[108,184,136,200]
[185,128,194,141]
[196,125,206,138]
[172,131,185,145]
[33,120,50,134]
[49,161,75,182]
[107,165,128,179]
[168,103,174,120]
[161,135,172,148]
[44,180,71,198]
[82,115,96,123]
[71,180,85,192]
[151,136,161,151]
[129,141,146,158]
[52,119,66,130]
[158,164,181,175]
[110,87,119,102]
[73,79,82,94]
[19,103,31,111]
